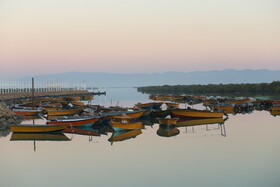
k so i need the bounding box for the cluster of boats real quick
[7,93,279,144]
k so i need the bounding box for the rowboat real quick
[63,127,101,136]
[152,102,164,109]
[12,108,43,116]
[165,102,180,108]
[228,98,250,104]
[101,110,145,121]
[152,109,170,118]
[270,106,280,111]
[171,109,224,118]
[108,129,142,143]
[110,121,143,131]
[10,132,70,141]
[46,108,83,116]
[135,102,154,110]
[157,118,179,125]
[10,124,69,133]
[47,116,99,127]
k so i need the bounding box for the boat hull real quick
[111,121,142,131]
[46,108,83,116]
[10,124,69,133]
[171,109,224,118]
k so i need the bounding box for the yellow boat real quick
[110,121,143,131]
[108,129,142,143]
[176,118,225,127]
[228,98,250,104]
[165,102,180,108]
[46,108,83,116]
[10,132,70,141]
[171,109,224,118]
[157,118,179,125]
[10,124,69,133]
[270,110,280,116]
[270,106,280,111]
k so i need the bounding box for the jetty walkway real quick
[0,79,106,104]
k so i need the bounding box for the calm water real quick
[0,88,280,187]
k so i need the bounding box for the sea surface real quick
[0,87,280,187]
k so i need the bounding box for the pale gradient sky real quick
[0,0,279,78]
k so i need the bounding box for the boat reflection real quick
[10,132,70,141]
[176,118,227,137]
[270,110,280,117]
[156,124,180,137]
[108,129,142,145]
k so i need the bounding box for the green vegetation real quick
[137,81,280,96]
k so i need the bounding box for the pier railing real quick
[0,80,86,94]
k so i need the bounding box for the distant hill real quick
[19,69,280,87]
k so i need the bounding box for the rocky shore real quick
[0,102,22,134]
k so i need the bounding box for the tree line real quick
[137,81,280,96]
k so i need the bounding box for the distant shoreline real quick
[137,81,280,97]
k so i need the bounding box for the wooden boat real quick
[10,124,69,133]
[63,127,101,136]
[176,118,225,127]
[110,121,142,131]
[228,98,250,104]
[270,106,280,111]
[165,102,180,108]
[171,109,224,118]
[157,125,180,137]
[152,109,170,118]
[47,116,99,127]
[108,129,142,143]
[157,118,179,125]
[10,132,70,141]
[12,108,43,116]
[46,108,83,116]
[135,102,154,110]
[270,110,280,116]
[101,110,145,121]
[152,102,164,109]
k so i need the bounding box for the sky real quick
[0,0,279,79]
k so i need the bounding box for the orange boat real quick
[46,108,83,116]
[165,102,180,108]
[47,116,99,127]
[12,108,43,116]
[171,109,224,118]
[110,121,142,131]
[108,129,142,143]
[10,124,69,133]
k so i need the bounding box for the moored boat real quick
[10,124,69,133]
[110,121,143,131]
[165,102,180,108]
[47,116,99,127]
[171,109,224,118]
[46,108,83,116]
[135,102,154,110]
[12,108,43,116]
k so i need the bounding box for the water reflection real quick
[156,124,180,137]
[108,129,142,145]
